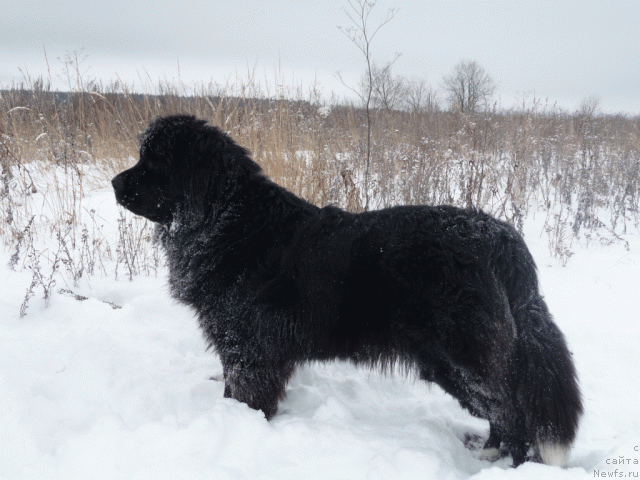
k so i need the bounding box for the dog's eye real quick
[142,156,164,171]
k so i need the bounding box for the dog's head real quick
[112,115,257,225]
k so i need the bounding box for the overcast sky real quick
[2,0,639,114]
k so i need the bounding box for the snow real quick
[1,181,640,479]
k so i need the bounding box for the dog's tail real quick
[499,234,583,467]
[514,296,582,466]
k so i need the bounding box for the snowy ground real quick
[1,183,639,480]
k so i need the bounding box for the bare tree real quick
[577,95,601,118]
[337,0,399,210]
[367,63,406,111]
[443,60,496,113]
[404,77,439,113]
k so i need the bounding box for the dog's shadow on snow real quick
[271,363,515,473]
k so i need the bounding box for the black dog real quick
[112,115,582,467]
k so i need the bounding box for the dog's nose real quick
[111,175,124,192]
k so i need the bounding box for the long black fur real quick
[112,115,582,466]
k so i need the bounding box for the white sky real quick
[1,0,639,114]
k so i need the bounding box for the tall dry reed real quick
[1,69,639,306]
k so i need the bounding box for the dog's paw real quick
[463,432,508,462]
[479,447,503,462]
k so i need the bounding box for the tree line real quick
[338,0,513,115]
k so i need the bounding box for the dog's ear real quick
[176,124,261,223]
[139,115,208,167]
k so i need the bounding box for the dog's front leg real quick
[223,361,295,420]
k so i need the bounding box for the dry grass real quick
[1,71,639,313]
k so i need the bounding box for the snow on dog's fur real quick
[112,115,582,467]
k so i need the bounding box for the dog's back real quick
[280,204,583,466]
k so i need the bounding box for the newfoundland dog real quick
[112,115,582,467]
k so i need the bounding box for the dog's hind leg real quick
[223,361,295,420]
[480,422,504,462]
[504,436,528,467]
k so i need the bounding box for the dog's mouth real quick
[111,174,150,217]
[112,185,174,226]
[111,174,128,202]
[111,176,137,211]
